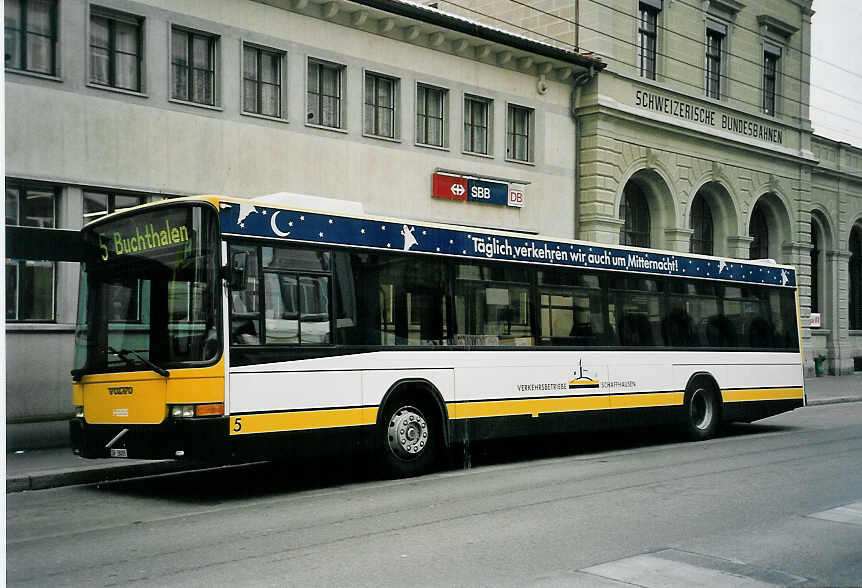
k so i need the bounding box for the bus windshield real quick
[73,203,221,377]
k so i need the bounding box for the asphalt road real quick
[7,403,862,587]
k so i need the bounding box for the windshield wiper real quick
[108,346,170,378]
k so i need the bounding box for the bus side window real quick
[229,244,261,345]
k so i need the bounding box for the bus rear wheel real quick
[684,380,720,440]
[380,401,439,478]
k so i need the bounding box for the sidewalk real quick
[6,374,861,493]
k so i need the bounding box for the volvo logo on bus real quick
[109,386,133,396]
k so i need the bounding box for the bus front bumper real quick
[70,417,230,461]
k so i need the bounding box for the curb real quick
[6,460,196,493]
[807,397,862,407]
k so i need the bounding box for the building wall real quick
[434,0,862,374]
[5,0,591,447]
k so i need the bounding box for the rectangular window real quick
[90,8,143,92]
[454,263,532,346]
[464,95,491,155]
[705,20,726,99]
[333,253,448,346]
[243,43,283,118]
[307,59,343,129]
[506,104,533,162]
[763,42,780,115]
[416,83,446,147]
[171,27,217,106]
[83,191,146,223]
[538,269,609,346]
[5,184,57,321]
[638,0,660,79]
[4,0,57,75]
[364,71,397,138]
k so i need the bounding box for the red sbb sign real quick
[432,173,468,201]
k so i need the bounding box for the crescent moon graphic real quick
[271,211,291,237]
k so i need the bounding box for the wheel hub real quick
[387,406,429,460]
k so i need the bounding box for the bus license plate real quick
[110,448,128,458]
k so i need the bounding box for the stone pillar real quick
[726,235,753,260]
[578,215,624,245]
[831,250,855,374]
[664,228,694,254]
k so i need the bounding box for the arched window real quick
[619,182,650,247]
[850,224,862,330]
[810,220,820,314]
[749,203,769,259]
[690,193,714,255]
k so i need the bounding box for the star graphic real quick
[319,232,324,237]
[300,215,305,221]
[360,228,365,234]
[239,222,245,228]
[288,221,293,227]
[328,219,333,224]
[386,243,391,248]
[262,210,268,215]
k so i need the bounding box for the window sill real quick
[86,82,148,98]
[241,111,289,124]
[416,142,449,152]
[504,157,536,166]
[168,98,223,112]
[6,323,75,333]
[5,68,62,83]
[850,330,862,337]
[462,150,494,159]
[362,132,401,143]
[305,122,348,134]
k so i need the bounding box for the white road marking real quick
[809,501,862,526]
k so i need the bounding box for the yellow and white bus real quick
[71,194,804,476]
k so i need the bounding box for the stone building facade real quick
[442,0,862,375]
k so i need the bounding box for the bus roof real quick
[104,194,798,288]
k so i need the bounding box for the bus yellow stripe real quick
[230,407,376,435]
[609,392,684,409]
[721,387,804,403]
[228,388,802,435]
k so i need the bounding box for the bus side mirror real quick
[224,251,250,290]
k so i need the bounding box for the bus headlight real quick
[75,406,84,418]
[171,405,195,419]
[170,403,224,419]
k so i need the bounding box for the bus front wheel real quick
[684,380,721,440]
[380,401,439,477]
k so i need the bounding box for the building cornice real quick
[253,0,605,79]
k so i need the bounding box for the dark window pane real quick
[22,189,54,228]
[261,82,279,117]
[26,33,52,73]
[115,53,138,90]
[229,244,261,345]
[27,0,53,35]
[619,182,650,247]
[262,246,329,271]
[83,191,108,221]
[6,262,18,320]
[6,189,19,225]
[90,15,109,48]
[19,260,54,320]
[172,64,188,100]
[243,78,257,113]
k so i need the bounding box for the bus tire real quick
[684,378,721,440]
[379,398,439,478]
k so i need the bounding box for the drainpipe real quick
[572,67,595,239]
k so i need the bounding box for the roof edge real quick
[347,0,606,70]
